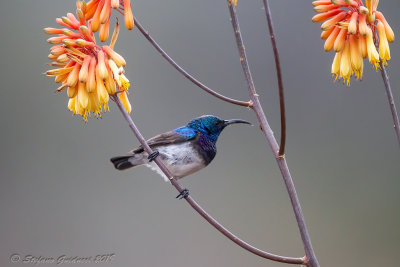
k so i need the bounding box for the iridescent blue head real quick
[187,115,251,142]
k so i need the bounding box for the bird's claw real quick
[176,188,189,199]
[148,150,159,162]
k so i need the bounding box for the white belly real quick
[145,142,206,182]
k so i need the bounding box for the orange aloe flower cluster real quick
[44,1,131,121]
[86,0,134,42]
[312,0,394,86]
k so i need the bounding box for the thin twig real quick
[132,16,252,108]
[111,94,306,265]
[379,63,400,145]
[226,2,319,266]
[261,0,286,156]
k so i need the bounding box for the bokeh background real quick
[1,0,399,266]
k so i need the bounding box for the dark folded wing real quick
[131,129,198,154]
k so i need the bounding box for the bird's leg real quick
[147,150,159,162]
[176,188,190,199]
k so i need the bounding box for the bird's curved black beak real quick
[223,119,252,126]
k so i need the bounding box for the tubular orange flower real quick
[312,0,395,86]
[43,3,132,121]
[348,12,358,34]
[324,26,341,51]
[334,28,347,52]
[85,0,134,41]
[375,11,394,42]
[321,26,336,39]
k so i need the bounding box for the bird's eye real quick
[216,120,224,127]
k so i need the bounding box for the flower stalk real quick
[227,1,320,266]
[261,0,287,157]
[379,63,400,145]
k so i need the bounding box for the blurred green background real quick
[0,0,399,266]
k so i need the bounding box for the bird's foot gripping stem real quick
[147,150,159,162]
[176,188,189,199]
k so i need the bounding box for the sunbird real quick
[111,115,250,183]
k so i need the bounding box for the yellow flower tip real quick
[119,91,132,114]
[103,46,126,67]
[349,35,362,71]
[377,20,391,65]
[339,40,351,85]
[366,28,380,68]
[119,74,130,91]
[78,81,89,109]
[331,52,341,78]
[96,70,109,105]
[68,97,76,114]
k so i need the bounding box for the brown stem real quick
[132,16,252,108]
[226,2,319,266]
[111,94,306,265]
[379,63,400,145]
[261,0,286,156]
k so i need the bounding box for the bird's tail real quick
[110,153,146,170]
